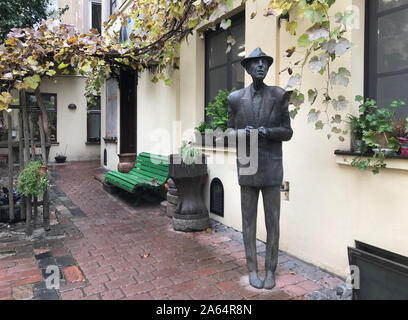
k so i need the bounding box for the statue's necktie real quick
[253,90,262,122]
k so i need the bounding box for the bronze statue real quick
[227,48,293,289]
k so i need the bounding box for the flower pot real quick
[401,146,408,157]
[352,139,364,154]
[398,137,408,145]
[55,156,66,163]
[117,153,137,173]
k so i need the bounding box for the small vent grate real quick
[210,178,224,217]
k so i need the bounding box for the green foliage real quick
[269,0,353,141]
[17,160,49,196]
[180,141,202,165]
[195,89,234,133]
[350,97,406,174]
[0,0,68,41]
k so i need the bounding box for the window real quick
[205,12,245,121]
[26,93,57,142]
[106,78,118,138]
[366,0,408,117]
[110,0,117,15]
[87,96,101,142]
[91,2,102,33]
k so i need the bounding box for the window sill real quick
[86,141,101,146]
[34,142,59,147]
[103,137,117,144]
[334,150,408,171]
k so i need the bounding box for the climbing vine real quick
[266,0,354,142]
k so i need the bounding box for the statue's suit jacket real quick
[227,85,293,187]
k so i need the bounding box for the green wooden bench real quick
[104,152,169,202]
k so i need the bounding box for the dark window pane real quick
[231,20,245,62]
[377,74,408,118]
[208,66,228,102]
[87,95,101,141]
[378,0,408,12]
[110,0,117,15]
[208,32,228,69]
[88,113,101,141]
[92,3,102,33]
[377,9,408,73]
[205,12,245,124]
[231,61,245,90]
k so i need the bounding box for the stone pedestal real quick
[169,155,209,232]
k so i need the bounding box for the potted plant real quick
[195,88,234,147]
[347,114,364,153]
[117,153,137,173]
[392,117,408,157]
[351,96,404,174]
[55,145,68,163]
[168,141,209,232]
[17,160,49,197]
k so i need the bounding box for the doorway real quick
[119,70,137,154]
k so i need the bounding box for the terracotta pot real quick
[117,153,137,173]
[40,165,47,174]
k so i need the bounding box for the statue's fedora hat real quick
[241,48,274,68]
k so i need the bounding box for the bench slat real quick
[104,152,169,194]
[134,157,168,171]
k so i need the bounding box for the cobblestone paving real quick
[0,161,351,300]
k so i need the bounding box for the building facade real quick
[100,0,408,279]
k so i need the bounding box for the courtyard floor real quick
[0,161,350,300]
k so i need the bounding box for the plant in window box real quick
[347,114,364,153]
[351,96,404,174]
[392,117,408,157]
[195,89,235,147]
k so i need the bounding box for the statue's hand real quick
[245,126,254,136]
[258,126,267,138]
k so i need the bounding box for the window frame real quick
[365,0,408,102]
[90,1,102,34]
[204,11,245,117]
[87,95,101,143]
[26,92,57,142]
[110,0,117,16]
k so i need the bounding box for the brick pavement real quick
[0,161,351,300]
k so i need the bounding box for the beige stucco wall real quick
[38,76,100,162]
[137,70,180,156]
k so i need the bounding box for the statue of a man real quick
[227,48,293,289]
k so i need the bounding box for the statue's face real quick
[245,58,270,81]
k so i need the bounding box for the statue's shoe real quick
[249,271,264,289]
[263,271,276,290]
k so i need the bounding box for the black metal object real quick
[348,241,408,300]
[68,103,77,110]
[103,148,107,166]
[0,187,22,223]
[210,178,224,217]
